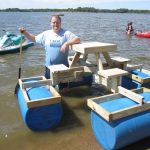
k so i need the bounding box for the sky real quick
[0,0,149,10]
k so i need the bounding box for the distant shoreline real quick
[0,7,150,13]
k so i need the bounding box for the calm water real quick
[0,12,150,150]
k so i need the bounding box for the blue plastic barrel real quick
[16,85,63,131]
[91,92,150,150]
[122,76,142,90]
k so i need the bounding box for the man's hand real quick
[19,27,26,34]
[60,42,69,53]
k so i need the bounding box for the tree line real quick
[0,7,150,13]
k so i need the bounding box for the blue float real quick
[16,76,62,131]
[122,76,142,89]
[88,87,150,150]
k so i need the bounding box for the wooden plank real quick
[27,96,61,108]
[51,66,84,85]
[126,68,150,84]
[48,64,69,71]
[126,64,143,71]
[74,70,84,78]
[87,99,110,121]
[127,73,150,84]
[87,92,122,104]
[98,68,128,78]
[83,66,93,73]
[69,52,81,68]
[49,86,61,97]
[72,42,117,54]
[52,76,83,85]
[110,102,150,121]
[118,86,144,105]
[111,57,131,70]
[95,53,104,70]
[22,88,30,104]
[111,57,131,63]
[142,69,150,75]
[18,79,30,104]
[102,52,113,68]
[54,66,84,75]
[110,77,120,93]
[22,79,52,89]
[21,76,45,82]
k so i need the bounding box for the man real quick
[19,15,80,78]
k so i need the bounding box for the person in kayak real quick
[126,22,134,34]
[19,14,80,79]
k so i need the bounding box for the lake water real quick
[0,12,150,150]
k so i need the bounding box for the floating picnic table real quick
[70,42,128,92]
[70,42,117,70]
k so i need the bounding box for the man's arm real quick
[66,37,80,46]
[60,37,80,53]
[19,27,35,42]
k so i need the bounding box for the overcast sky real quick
[0,0,149,10]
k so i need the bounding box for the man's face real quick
[51,17,61,33]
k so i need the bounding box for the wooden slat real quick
[126,64,143,71]
[126,68,150,84]
[18,79,30,104]
[95,53,104,70]
[98,68,128,78]
[49,86,61,97]
[69,52,81,67]
[55,67,84,75]
[110,102,150,121]
[27,96,61,108]
[142,69,150,75]
[87,99,110,121]
[48,64,69,71]
[74,70,84,78]
[72,42,117,54]
[51,66,84,85]
[102,52,113,68]
[21,76,45,82]
[22,88,30,104]
[127,75,150,84]
[111,57,131,63]
[87,93,122,105]
[22,79,52,89]
[118,86,144,105]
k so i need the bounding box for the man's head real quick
[51,15,61,33]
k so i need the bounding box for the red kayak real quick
[135,31,150,38]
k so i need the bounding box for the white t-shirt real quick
[35,28,78,67]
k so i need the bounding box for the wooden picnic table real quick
[70,42,117,71]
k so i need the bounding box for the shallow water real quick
[0,12,150,150]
